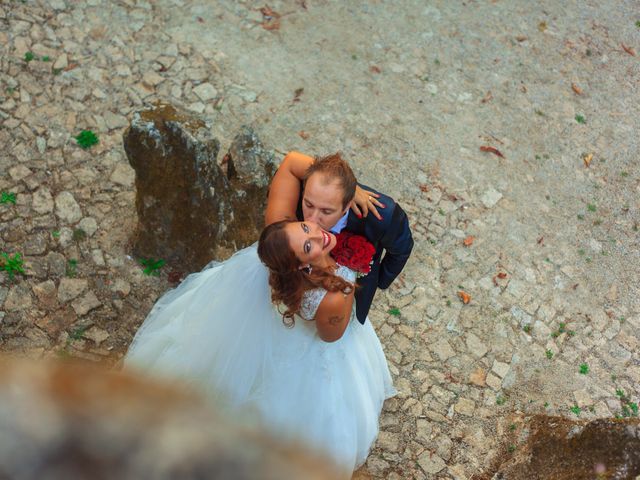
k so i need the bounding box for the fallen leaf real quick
[572,283,579,290]
[621,43,636,56]
[492,272,508,287]
[196,16,204,23]
[515,35,528,42]
[463,236,475,247]
[64,63,79,72]
[458,291,471,304]
[262,19,280,30]
[260,6,281,30]
[298,130,310,140]
[293,88,304,102]
[537,236,544,245]
[480,145,505,158]
[571,83,583,95]
[583,153,593,168]
[538,21,547,32]
[369,65,381,74]
[419,184,429,192]
[481,91,493,103]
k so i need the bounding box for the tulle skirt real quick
[124,243,396,474]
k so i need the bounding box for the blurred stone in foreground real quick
[123,103,275,272]
[484,415,640,480]
[0,356,341,480]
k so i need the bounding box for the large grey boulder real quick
[123,103,275,271]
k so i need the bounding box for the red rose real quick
[331,232,375,274]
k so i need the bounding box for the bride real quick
[124,161,396,475]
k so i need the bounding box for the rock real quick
[466,332,488,358]
[36,137,47,154]
[104,111,129,130]
[480,188,502,208]
[376,431,400,453]
[57,278,88,303]
[123,104,275,271]
[55,191,82,224]
[454,398,475,416]
[486,373,502,390]
[24,232,49,255]
[112,279,132,298]
[492,415,640,479]
[142,71,165,87]
[83,326,109,346]
[71,291,101,316]
[491,360,510,379]
[91,249,106,267]
[4,283,33,311]
[430,338,456,361]
[32,188,54,214]
[53,53,68,70]
[46,252,67,276]
[32,280,57,309]
[9,165,32,181]
[35,307,75,337]
[192,82,218,102]
[77,217,98,237]
[417,451,446,474]
[110,163,135,187]
[469,367,486,387]
[416,419,432,442]
[0,356,341,480]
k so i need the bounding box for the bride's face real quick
[284,221,337,266]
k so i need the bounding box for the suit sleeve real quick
[377,203,413,289]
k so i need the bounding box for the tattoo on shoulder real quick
[328,315,343,326]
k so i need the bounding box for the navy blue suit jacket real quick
[297,183,413,324]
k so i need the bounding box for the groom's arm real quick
[264,151,314,226]
[377,203,413,289]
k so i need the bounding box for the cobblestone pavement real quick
[1,1,639,478]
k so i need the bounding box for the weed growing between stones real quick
[75,130,99,149]
[139,258,165,276]
[0,252,25,281]
[0,192,16,205]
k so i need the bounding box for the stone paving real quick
[1,1,639,478]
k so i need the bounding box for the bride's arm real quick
[313,288,355,343]
[264,151,314,226]
[265,151,384,226]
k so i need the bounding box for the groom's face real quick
[302,173,348,231]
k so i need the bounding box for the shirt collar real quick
[330,211,349,234]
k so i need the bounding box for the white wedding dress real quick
[124,243,396,474]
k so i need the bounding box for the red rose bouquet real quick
[330,231,376,276]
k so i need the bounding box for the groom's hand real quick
[350,185,384,220]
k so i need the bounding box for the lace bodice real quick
[299,265,356,321]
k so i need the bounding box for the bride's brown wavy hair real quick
[257,220,353,327]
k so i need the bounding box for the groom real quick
[265,151,413,324]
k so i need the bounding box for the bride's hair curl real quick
[257,220,353,327]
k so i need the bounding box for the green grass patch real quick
[139,258,165,276]
[575,114,586,124]
[0,192,16,205]
[0,252,25,281]
[75,130,99,149]
[579,363,589,375]
[387,307,401,316]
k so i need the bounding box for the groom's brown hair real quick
[302,152,357,210]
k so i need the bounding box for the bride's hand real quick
[350,185,385,220]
